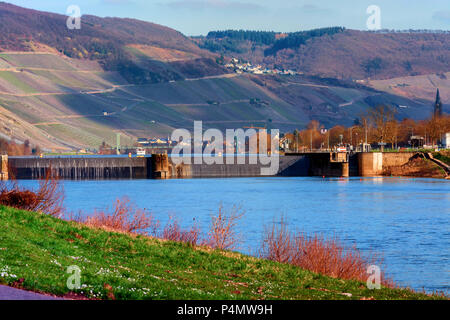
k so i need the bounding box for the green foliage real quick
[264,27,346,56]
[433,152,450,165]
[362,57,385,75]
[207,30,277,45]
[199,39,247,54]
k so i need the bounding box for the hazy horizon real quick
[3,0,450,36]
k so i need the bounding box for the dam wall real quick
[8,156,151,179]
[162,155,309,179]
[307,153,349,177]
[162,153,348,179]
[6,152,419,180]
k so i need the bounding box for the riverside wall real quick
[357,152,417,176]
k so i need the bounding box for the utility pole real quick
[116,133,121,155]
[310,130,313,151]
[350,127,353,147]
[365,125,368,145]
[327,131,330,151]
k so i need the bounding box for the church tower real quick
[434,88,443,117]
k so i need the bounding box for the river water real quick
[18,177,450,293]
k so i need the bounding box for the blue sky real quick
[6,0,450,35]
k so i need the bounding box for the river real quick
[18,177,450,293]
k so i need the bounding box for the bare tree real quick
[366,105,396,151]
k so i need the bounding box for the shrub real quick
[162,216,200,246]
[83,197,157,235]
[261,218,392,286]
[0,171,64,217]
[207,204,244,250]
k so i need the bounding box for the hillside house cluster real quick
[225,58,298,76]
[137,137,173,147]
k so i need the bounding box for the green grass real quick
[0,71,37,94]
[0,206,443,300]
[433,152,450,166]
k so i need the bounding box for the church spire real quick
[434,88,443,117]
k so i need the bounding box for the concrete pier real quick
[1,155,8,180]
[357,152,416,176]
[152,154,170,179]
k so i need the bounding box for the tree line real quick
[206,30,277,45]
[288,105,450,151]
[0,138,41,156]
[264,27,346,56]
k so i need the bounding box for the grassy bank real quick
[0,206,442,300]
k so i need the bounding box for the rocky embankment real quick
[383,151,450,179]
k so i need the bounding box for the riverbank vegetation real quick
[0,178,446,299]
[0,205,443,300]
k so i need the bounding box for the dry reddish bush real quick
[34,171,65,217]
[83,197,158,235]
[0,188,38,210]
[207,204,244,250]
[261,219,392,286]
[0,170,64,217]
[162,216,200,246]
[260,218,293,264]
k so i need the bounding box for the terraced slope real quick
[0,52,306,150]
[0,51,439,151]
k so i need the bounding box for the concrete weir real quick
[152,153,348,179]
[5,152,418,180]
[8,156,151,179]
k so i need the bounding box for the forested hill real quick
[197,28,450,80]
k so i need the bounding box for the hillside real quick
[199,29,450,80]
[0,205,440,300]
[0,2,225,84]
[368,72,450,102]
[0,3,447,151]
[0,2,202,56]
[0,51,443,151]
[1,50,443,151]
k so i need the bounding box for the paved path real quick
[0,285,63,300]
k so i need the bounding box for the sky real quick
[5,0,450,35]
